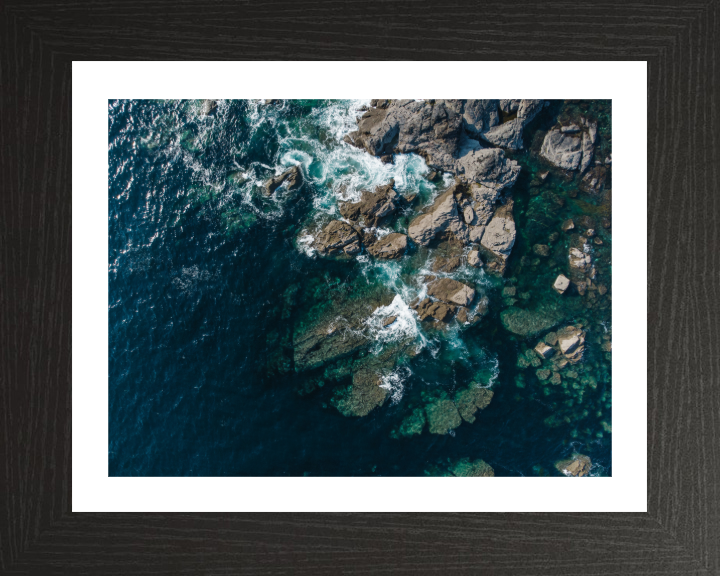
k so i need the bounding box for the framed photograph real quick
[3,2,718,574]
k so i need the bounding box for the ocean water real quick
[109,99,612,476]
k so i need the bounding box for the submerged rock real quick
[454,386,493,423]
[331,365,387,417]
[330,340,414,418]
[427,278,476,306]
[448,458,494,477]
[555,453,592,477]
[431,255,462,273]
[264,166,303,196]
[533,244,550,257]
[313,220,362,256]
[366,233,408,260]
[426,398,462,435]
[293,321,369,373]
[501,306,563,337]
[395,407,427,437]
[562,219,575,232]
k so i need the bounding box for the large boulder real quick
[264,166,303,196]
[580,165,608,195]
[467,250,483,267]
[555,454,592,477]
[480,199,516,260]
[455,147,521,189]
[407,185,467,246]
[480,100,544,150]
[556,325,586,363]
[540,119,597,171]
[427,278,476,306]
[347,101,522,186]
[415,298,457,322]
[338,180,405,226]
[579,119,598,172]
[366,233,408,260]
[347,99,464,169]
[540,128,582,170]
[553,274,570,294]
[313,220,361,256]
[569,247,592,271]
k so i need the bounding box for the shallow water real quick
[108,99,611,476]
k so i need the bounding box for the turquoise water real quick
[108,99,611,476]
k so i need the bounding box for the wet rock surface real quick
[415,298,457,322]
[555,454,592,477]
[366,233,408,260]
[111,98,613,477]
[264,165,303,195]
[553,274,570,294]
[427,278,476,306]
[408,184,467,246]
[313,220,362,256]
[338,180,406,226]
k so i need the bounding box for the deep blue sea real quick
[109,99,611,476]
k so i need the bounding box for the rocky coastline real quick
[263,99,612,476]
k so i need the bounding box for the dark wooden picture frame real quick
[2,1,718,573]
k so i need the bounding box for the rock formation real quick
[426,278,476,307]
[365,233,408,260]
[480,199,516,263]
[540,118,597,172]
[553,274,570,294]
[556,326,586,364]
[408,185,468,246]
[555,453,592,477]
[264,166,303,196]
[338,180,406,227]
[569,247,592,271]
[467,250,483,267]
[414,298,457,322]
[313,220,361,256]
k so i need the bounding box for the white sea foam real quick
[297,232,317,258]
[379,366,412,405]
[365,294,425,354]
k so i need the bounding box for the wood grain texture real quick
[0,0,718,573]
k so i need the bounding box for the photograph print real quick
[108,98,612,477]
